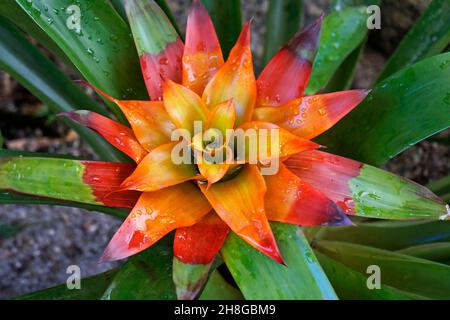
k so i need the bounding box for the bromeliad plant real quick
[0,0,450,300]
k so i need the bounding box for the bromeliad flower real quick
[3,0,447,300]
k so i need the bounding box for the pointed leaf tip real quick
[287,15,322,62]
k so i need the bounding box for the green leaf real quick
[0,0,74,68]
[315,220,450,251]
[0,157,131,211]
[102,235,177,300]
[153,0,182,37]
[304,7,369,95]
[428,175,450,197]
[15,0,148,121]
[109,0,128,22]
[324,0,380,92]
[397,242,450,265]
[221,223,337,300]
[376,0,450,82]
[202,0,242,59]
[0,152,128,218]
[350,164,447,220]
[262,0,303,65]
[0,157,99,204]
[315,251,422,299]
[16,269,119,300]
[323,40,366,92]
[317,53,450,165]
[315,240,450,299]
[172,257,213,300]
[199,270,244,300]
[0,16,128,162]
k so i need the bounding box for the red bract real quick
[61,0,370,268]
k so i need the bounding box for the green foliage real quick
[221,223,337,299]
[0,0,449,301]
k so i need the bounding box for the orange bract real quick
[67,2,367,268]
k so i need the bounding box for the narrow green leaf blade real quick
[15,0,148,120]
[16,269,119,300]
[324,0,380,92]
[202,0,242,59]
[199,270,244,300]
[316,240,450,299]
[315,220,450,251]
[0,191,127,218]
[315,251,422,300]
[262,0,303,64]
[172,257,213,300]
[221,223,337,300]
[304,7,369,95]
[397,242,450,265]
[0,0,73,68]
[102,235,177,300]
[0,157,137,211]
[376,0,450,82]
[323,40,365,92]
[0,16,128,162]
[317,53,450,165]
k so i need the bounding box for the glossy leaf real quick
[0,157,138,208]
[0,16,126,162]
[172,258,213,300]
[315,220,450,251]
[17,269,119,300]
[0,0,73,67]
[199,270,244,300]
[15,0,148,121]
[304,7,369,95]
[102,235,177,300]
[221,223,337,300]
[262,0,303,64]
[202,0,242,59]
[325,0,379,91]
[317,53,450,165]
[316,240,450,299]
[126,0,184,100]
[377,0,450,82]
[0,190,128,218]
[324,41,365,92]
[428,175,450,197]
[286,151,448,220]
[110,0,181,36]
[315,252,421,300]
[397,242,450,265]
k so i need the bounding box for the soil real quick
[0,0,448,299]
